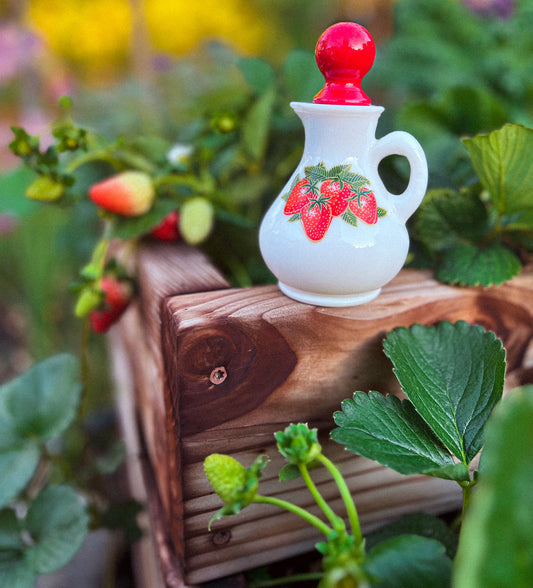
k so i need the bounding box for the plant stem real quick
[459,479,477,522]
[316,454,363,547]
[299,463,343,529]
[253,495,331,537]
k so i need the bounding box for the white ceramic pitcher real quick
[259,22,428,307]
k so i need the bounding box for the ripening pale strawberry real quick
[151,210,181,241]
[179,197,214,245]
[89,171,155,217]
[89,275,133,333]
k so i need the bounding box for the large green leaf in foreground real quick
[383,322,505,465]
[332,392,468,481]
[454,386,533,588]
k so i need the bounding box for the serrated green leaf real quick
[364,534,453,588]
[24,485,89,574]
[341,209,358,227]
[377,207,387,218]
[341,172,368,189]
[242,86,276,162]
[437,243,522,286]
[327,164,351,179]
[462,124,533,215]
[237,57,276,95]
[414,188,489,253]
[288,213,301,222]
[454,386,533,588]
[0,444,40,509]
[304,162,328,184]
[282,50,323,102]
[332,392,467,480]
[366,513,459,560]
[0,354,81,446]
[383,321,506,465]
[111,197,177,241]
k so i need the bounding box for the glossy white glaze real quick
[259,102,428,307]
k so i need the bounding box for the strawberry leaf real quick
[0,444,40,508]
[341,172,368,189]
[304,162,328,184]
[327,164,351,179]
[341,209,358,227]
[0,354,81,447]
[453,386,533,588]
[414,188,490,254]
[463,124,533,216]
[332,392,469,481]
[383,321,506,465]
[437,243,522,286]
[288,213,301,222]
[364,535,453,588]
[24,485,89,574]
[377,207,387,218]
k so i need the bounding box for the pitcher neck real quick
[291,102,384,159]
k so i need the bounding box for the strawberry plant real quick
[411,124,533,286]
[205,321,533,586]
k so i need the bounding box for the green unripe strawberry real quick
[204,454,250,504]
[26,176,64,202]
[74,287,102,318]
[179,197,214,245]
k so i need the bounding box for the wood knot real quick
[210,366,227,385]
[211,529,231,546]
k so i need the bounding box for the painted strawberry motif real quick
[89,275,133,333]
[89,171,155,217]
[319,179,351,216]
[151,210,180,241]
[301,199,333,242]
[282,163,385,240]
[284,179,313,215]
[348,187,378,225]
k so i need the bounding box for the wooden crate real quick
[111,242,533,586]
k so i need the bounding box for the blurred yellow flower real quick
[28,0,132,72]
[27,0,270,77]
[143,0,268,56]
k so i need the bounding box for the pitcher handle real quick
[369,131,428,222]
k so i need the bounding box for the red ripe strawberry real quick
[301,200,333,242]
[320,179,351,217]
[89,276,133,333]
[151,211,180,241]
[89,171,155,217]
[284,179,313,215]
[348,188,378,225]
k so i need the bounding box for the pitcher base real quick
[278,282,381,307]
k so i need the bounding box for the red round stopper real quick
[313,22,375,105]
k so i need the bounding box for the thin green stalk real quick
[79,316,91,421]
[253,495,331,537]
[299,463,343,529]
[316,454,362,547]
[459,479,477,522]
